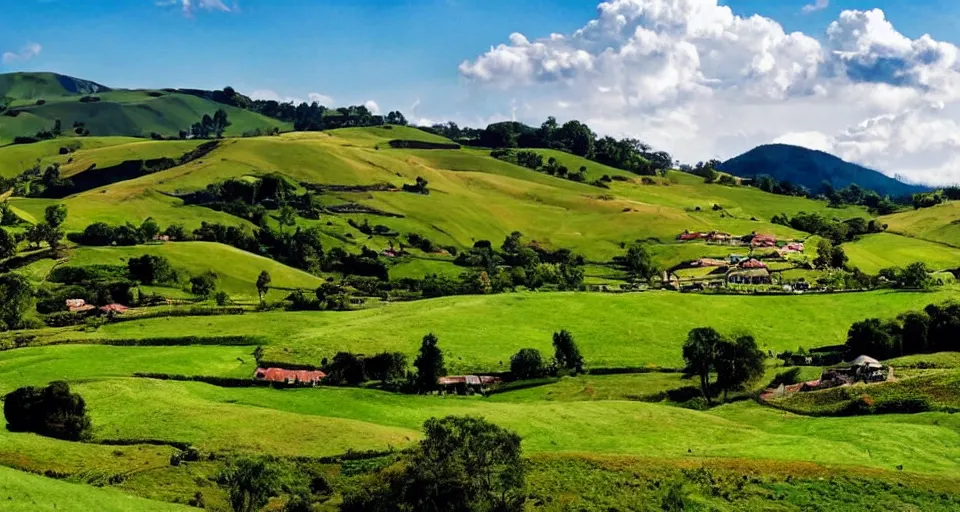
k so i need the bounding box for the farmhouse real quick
[254,367,326,386]
[739,258,768,269]
[438,375,502,394]
[749,233,777,248]
[677,230,705,241]
[727,268,772,285]
[66,299,96,313]
[99,304,129,315]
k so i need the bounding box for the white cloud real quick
[248,89,332,106]
[157,0,232,16]
[459,1,960,185]
[308,93,333,105]
[2,43,42,65]
[802,0,829,14]
[364,100,381,114]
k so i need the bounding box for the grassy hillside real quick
[0,72,108,101]
[62,242,326,299]
[844,233,960,273]
[883,201,960,247]
[0,466,191,512]
[10,289,955,372]
[0,136,149,178]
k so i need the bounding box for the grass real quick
[0,136,146,178]
[844,233,960,273]
[488,373,689,403]
[61,242,326,299]
[887,352,960,369]
[12,289,956,372]
[883,201,960,248]
[0,466,191,511]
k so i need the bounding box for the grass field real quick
[0,466,191,512]
[7,289,956,372]
[844,233,960,273]
[62,242,326,299]
[883,201,960,247]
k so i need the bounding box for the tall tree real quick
[277,205,297,234]
[552,329,584,372]
[414,333,446,391]
[714,335,766,401]
[44,204,67,229]
[218,457,286,512]
[619,241,659,282]
[682,327,723,403]
[256,271,272,305]
[0,273,33,331]
[213,109,231,138]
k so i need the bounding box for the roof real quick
[740,259,768,269]
[695,258,727,267]
[849,355,883,368]
[65,299,86,307]
[438,375,502,386]
[727,268,770,277]
[69,304,96,313]
[255,367,326,383]
[99,304,129,313]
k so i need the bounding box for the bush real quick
[873,397,932,414]
[128,254,177,285]
[43,311,86,327]
[325,352,367,385]
[3,382,92,441]
[510,348,545,380]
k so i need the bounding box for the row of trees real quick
[846,301,960,360]
[0,204,68,260]
[423,117,673,176]
[911,187,960,210]
[184,109,231,139]
[771,211,886,245]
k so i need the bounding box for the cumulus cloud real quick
[802,0,829,14]
[364,100,381,114]
[249,89,332,105]
[308,93,333,105]
[459,0,960,185]
[2,43,42,65]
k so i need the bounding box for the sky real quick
[4,0,960,185]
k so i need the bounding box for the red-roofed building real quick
[99,304,129,315]
[677,231,705,241]
[66,299,97,313]
[740,258,768,269]
[750,234,777,248]
[255,367,326,386]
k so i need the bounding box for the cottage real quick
[779,242,804,255]
[99,304,129,315]
[693,258,727,267]
[705,231,733,243]
[677,230,705,241]
[438,375,502,394]
[255,367,326,386]
[726,268,772,285]
[750,233,777,248]
[66,299,96,313]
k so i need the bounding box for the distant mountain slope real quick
[719,144,929,197]
[0,72,109,99]
[0,72,289,144]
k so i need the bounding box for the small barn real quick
[438,375,502,395]
[255,368,326,386]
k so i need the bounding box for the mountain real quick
[0,72,288,144]
[719,144,930,197]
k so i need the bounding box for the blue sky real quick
[4,0,960,183]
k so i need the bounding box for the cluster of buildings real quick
[252,367,503,393]
[765,356,890,400]
[676,231,779,248]
[66,299,130,316]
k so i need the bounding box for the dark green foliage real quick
[256,270,272,304]
[217,457,286,512]
[414,333,446,391]
[401,176,429,194]
[190,272,217,298]
[510,348,546,380]
[0,228,15,260]
[813,239,848,270]
[365,352,408,382]
[0,273,34,331]
[3,381,92,441]
[340,416,525,512]
[714,335,766,401]
[682,327,723,403]
[325,352,367,386]
[552,330,584,372]
[615,240,659,282]
[44,204,67,228]
[843,301,960,359]
[0,202,20,226]
[127,254,177,285]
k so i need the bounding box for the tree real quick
[0,273,34,331]
[510,348,545,380]
[619,241,659,282]
[218,457,286,512]
[552,330,584,372]
[386,111,407,125]
[277,205,297,234]
[140,217,161,241]
[190,273,217,298]
[341,416,525,512]
[128,255,176,285]
[846,318,900,360]
[901,262,932,289]
[213,108,231,138]
[41,223,64,254]
[44,204,67,228]
[0,202,19,226]
[714,335,766,401]
[0,228,15,260]
[830,245,848,270]
[256,270,272,304]
[25,224,45,249]
[414,333,446,391]
[3,381,92,441]
[813,238,834,270]
[682,327,723,403]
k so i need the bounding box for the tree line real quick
[845,301,960,360]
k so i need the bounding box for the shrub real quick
[873,397,931,414]
[3,382,92,441]
[43,311,86,327]
[365,352,408,382]
[510,348,545,380]
[325,352,367,385]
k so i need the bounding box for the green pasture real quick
[883,201,960,248]
[844,233,960,273]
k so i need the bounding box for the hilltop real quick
[720,143,929,198]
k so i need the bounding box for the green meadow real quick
[844,232,960,273]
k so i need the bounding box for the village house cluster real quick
[670,230,809,290]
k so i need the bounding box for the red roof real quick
[255,367,326,384]
[99,304,129,313]
[740,259,768,269]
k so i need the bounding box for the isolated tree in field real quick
[3,381,91,441]
[414,333,446,391]
[41,223,65,254]
[510,348,545,380]
[341,415,525,512]
[620,241,659,282]
[139,217,160,241]
[218,457,285,512]
[553,329,584,372]
[256,270,272,304]
[128,254,176,285]
[44,204,67,228]
[0,273,34,332]
[714,335,766,401]
[682,327,723,403]
[0,228,15,260]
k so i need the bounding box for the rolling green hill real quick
[0,72,108,101]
